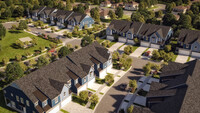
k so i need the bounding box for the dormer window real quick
[54,97,58,103]
[194,46,198,49]
[34,101,38,106]
[75,79,78,84]
[20,97,24,104]
[186,44,189,48]
[90,71,93,77]
[84,77,87,82]
[43,100,47,107]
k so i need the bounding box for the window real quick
[75,79,78,84]
[11,101,16,108]
[26,100,30,106]
[186,44,189,48]
[34,102,38,106]
[3,90,6,94]
[16,96,19,102]
[20,97,24,104]
[11,93,13,97]
[84,77,87,82]
[109,58,112,64]
[43,100,47,107]
[194,46,198,49]
[64,92,66,97]
[90,71,93,77]
[33,111,36,113]
[54,97,58,103]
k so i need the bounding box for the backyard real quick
[0,30,54,62]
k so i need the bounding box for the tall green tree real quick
[58,46,72,58]
[36,56,49,68]
[115,7,123,18]
[108,10,116,20]
[162,13,177,26]
[66,0,72,11]
[13,5,24,17]
[0,23,6,40]
[81,36,94,47]
[5,62,24,82]
[179,14,192,29]
[18,20,28,30]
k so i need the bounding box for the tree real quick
[15,54,22,61]
[127,105,134,113]
[112,51,120,61]
[183,0,190,5]
[105,74,114,86]
[29,59,37,66]
[143,62,152,76]
[18,20,28,30]
[36,56,49,68]
[70,0,75,3]
[165,3,174,13]
[5,62,24,82]
[90,7,100,23]
[162,13,177,26]
[129,80,137,88]
[19,62,28,72]
[151,50,160,60]
[164,45,172,52]
[2,57,9,66]
[179,14,192,29]
[131,12,145,23]
[0,23,6,40]
[89,94,99,104]
[81,36,94,47]
[79,91,88,101]
[156,10,163,18]
[13,6,24,17]
[2,8,12,18]
[58,46,72,58]
[139,2,146,11]
[108,10,116,20]
[66,0,72,11]
[115,7,123,18]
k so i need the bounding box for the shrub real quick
[15,54,22,61]
[2,57,9,65]
[127,105,134,113]
[75,45,79,49]
[164,45,172,52]
[95,78,105,84]
[129,80,137,93]
[105,74,114,86]
[124,45,134,55]
[79,91,88,101]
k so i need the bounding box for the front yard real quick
[0,30,55,62]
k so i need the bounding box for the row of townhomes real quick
[119,59,200,113]
[106,20,173,49]
[177,29,200,57]
[3,42,112,113]
[31,6,94,29]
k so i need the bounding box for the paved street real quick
[175,54,188,63]
[94,58,161,113]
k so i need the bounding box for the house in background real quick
[177,29,200,58]
[172,6,187,14]
[3,42,112,113]
[106,20,173,49]
[124,1,139,11]
[32,7,94,29]
[100,9,110,19]
[100,0,112,7]
[111,2,124,9]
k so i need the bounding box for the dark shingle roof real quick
[108,20,171,39]
[32,6,46,13]
[11,42,110,103]
[41,7,56,16]
[147,89,177,97]
[149,82,168,91]
[178,29,200,44]
[132,106,153,113]
[50,10,73,20]
[67,12,87,23]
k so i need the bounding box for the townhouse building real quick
[106,20,173,49]
[31,6,94,29]
[3,42,112,113]
[177,29,200,58]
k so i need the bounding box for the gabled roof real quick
[9,42,110,104]
[67,12,87,23]
[32,6,46,14]
[178,29,200,44]
[108,20,171,39]
[40,7,56,16]
[50,10,73,20]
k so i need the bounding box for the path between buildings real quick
[108,42,124,52]
[130,47,147,58]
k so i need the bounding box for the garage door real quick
[150,44,160,49]
[78,84,87,93]
[87,78,95,87]
[127,39,135,45]
[99,68,107,79]
[140,41,150,47]
[61,95,72,108]
[191,52,200,58]
[48,104,60,113]
[178,49,191,56]
[118,37,127,43]
[107,36,114,41]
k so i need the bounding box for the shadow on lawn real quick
[8,30,22,34]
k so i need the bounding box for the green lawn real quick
[187,56,191,62]
[172,54,178,62]
[60,109,69,113]
[132,45,139,53]
[109,41,117,48]
[0,30,54,62]
[147,6,159,11]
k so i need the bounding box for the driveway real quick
[94,58,161,113]
[108,42,124,52]
[2,22,19,29]
[153,4,166,12]
[118,44,128,54]
[175,54,189,63]
[130,47,147,58]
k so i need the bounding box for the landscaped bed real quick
[0,30,55,62]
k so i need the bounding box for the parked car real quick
[144,51,151,56]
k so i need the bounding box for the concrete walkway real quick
[118,44,128,54]
[130,47,147,58]
[108,42,124,52]
[175,54,189,63]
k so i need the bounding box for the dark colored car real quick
[119,83,128,91]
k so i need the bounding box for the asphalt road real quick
[94,57,161,113]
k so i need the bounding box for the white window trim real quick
[11,93,13,97]
[34,101,38,106]
[16,96,19,102]
[26,100,30,106]
[43,100,47,107]
[4,90,6,94]
[20,97,24,104]
[54,97,58,103]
